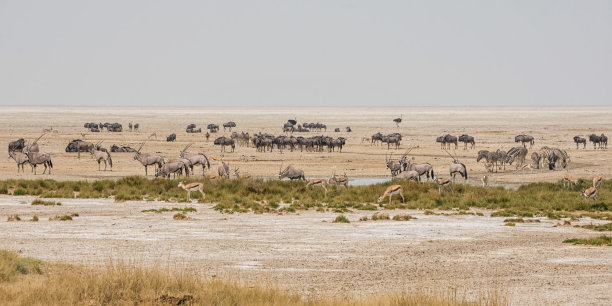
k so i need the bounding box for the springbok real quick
[178,182,205,201]
[483,162,494,173]
[9,151,30,173]
[306,179,328,196]
[593,176,603,188]
[562,174,578,189]
[435,177,453,195]
[205,173,219,179]
[581,187,598,205]
[361,137,371,144]
[481,175,488,187]
[90,142,113,171]
[233,167,252,179]
[516,163,534,172]
[377,185,404,205]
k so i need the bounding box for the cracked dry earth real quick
[1,196,611,305]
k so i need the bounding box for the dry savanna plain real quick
[0,106,611,305]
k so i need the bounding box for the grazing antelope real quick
[306,179,328,196]
[25,151,53,175]
[178,182,205,201]
[377,185,404,205]
[233,167,252,179]
[516,163,534,172]
[581,187,598,205]
[435,177,453,195]
[481,175,488,187]
[205,173,219,179]
[9,151,30,173]
[483,162,494,173]
[562,174,578,189]
[90,142,113,171]
[328,171,349,189]
[593,176,603,188]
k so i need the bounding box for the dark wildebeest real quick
[589,133,608,149]
[166,133,176,142]
[8,139,25,153]
[573,136,587,149]
[214,137,235,152]
[458,134,475,150]
[515,134,534,148]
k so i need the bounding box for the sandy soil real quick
[0,106,610,184]
[0,196,611,305]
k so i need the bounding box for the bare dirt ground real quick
[1,196,611,305]
[0,106,610,184]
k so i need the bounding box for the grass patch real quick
[504,222,515,226]
[173,213,187,220]
[371,213,390,221]
[392,214,414,221]
[0,177,609,216]
[0,250,504,305]
[503,218,540,223]
[333,214,350,223]
[32,199,61,206]
[142,207,197,213]
[31,215,39,222]
[359,216,369,221]
[7,215,21,222]
[49,214,78,221]
[563,235,612,246]
[576,223,612,232]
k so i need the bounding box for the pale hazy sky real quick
[0,1,610,107]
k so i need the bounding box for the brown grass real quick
[0,250,505,305]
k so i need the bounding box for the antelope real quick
[593,176,603,188]
[179,143,211,175]
[377,185,404,205]
[156,161,190,178]
[278,164,305,180]
[178,182,205,201]
[483,162,494,173]
[233,167,252,179]
[25,151,53,175]
[90,142,113,171]
[205,173,219,179]
[9,151,30,173]
[306,179,328,196]
[148,132,157,140]
[443,149,467,182]
[43,127,58,133]
[562,174,578,189]
[133,141,164,176]
[516,163,534,172]
[393,170,421,182]
[435,177,453,195]
[581,187,598,205]
[481,175,488,187]
[361,137,370,144]
[328,170,349,189]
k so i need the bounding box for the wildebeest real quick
[574,136,587,149]
[371,132,383,146]
[106,123,122,132]
[223,121,237,131]
[346,127,352,133]
[166,133,176,142]
[65,139,94,154]
[207,124,219,133]
[589,134,608,149]
[133,142,164,176]
[111,144,137,152]
[278,164,305,180]
[436,134,457,149]
[458,134,475,150]
[214,137,235,152]
[515,134,534,148]
[334,128,340,132]
[8,139,25,153]
[186,124,201,133]
[382,133,402,149]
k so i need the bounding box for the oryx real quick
[133,141,164,176]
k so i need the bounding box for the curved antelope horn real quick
[181,143,193,153]
[279,163,283,172]
[136,141,146,153]
[32,133,45,145]
[442,149,455,160]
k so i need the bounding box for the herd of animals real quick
[4,119,608,205]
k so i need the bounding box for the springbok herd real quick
[4,116,608,205]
